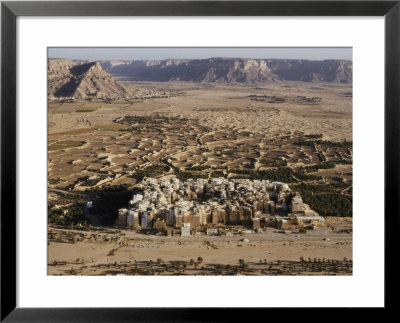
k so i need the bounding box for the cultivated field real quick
[48,81,353,275]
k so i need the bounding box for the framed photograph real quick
[1,0,398,320]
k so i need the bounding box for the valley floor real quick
[47,82,353,276]
[48,217,352,276]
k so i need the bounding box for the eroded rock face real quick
[48,59,129,99]
[266,59,353,84]
[100,57,352,84]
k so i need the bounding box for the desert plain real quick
[48,80,353,275]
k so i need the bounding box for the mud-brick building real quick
[181,223,191,236]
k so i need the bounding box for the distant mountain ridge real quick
[48,57,352,100]
[99,57,352,84]
[48,59,129,99]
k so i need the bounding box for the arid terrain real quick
[49,82,352,189]
[48,57,352,275]
[48,217,352,276]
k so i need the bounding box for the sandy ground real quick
[48,82,352,190]
[49,82,352,140]
[48,218,352,276]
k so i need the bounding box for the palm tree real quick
[197,257,203,264]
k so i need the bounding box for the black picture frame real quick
[1,0,398,321]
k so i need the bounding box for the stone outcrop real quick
[100,57,352,84]
[48,59,129,99]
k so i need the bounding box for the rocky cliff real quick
[48,59,129,99]
[100,57,352,84]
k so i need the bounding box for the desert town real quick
[115,177,324,236]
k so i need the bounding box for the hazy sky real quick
[48,47,352,61]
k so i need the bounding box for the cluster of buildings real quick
[133,90,170,100]
[116,177,324,235]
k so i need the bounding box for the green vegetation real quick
[258,168,298,182]
[48,140,85,151]
[259,158,287,167]
[185,165,209,171]
[211,171,224,178]
[293,183,352,217]
[304,133,323,139]
[48,178,62,185]
[85,184,131,195]
[251,168,296,182]
[293,170,323,180]
[294,183,333,193]
[120,116,157,124]
[229,167,299,182]
[338,159,352,165]
[130,164,169,182]
[248,95,285,103]
[79,175,107,187]
[176,171,208,181]
[119,115,188,125]
[296,96,322,104]
[48,200,88,227]
[296,139,352,148]
[76,108,97,113]
[301,161,336,172]
[76,257,352,276]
